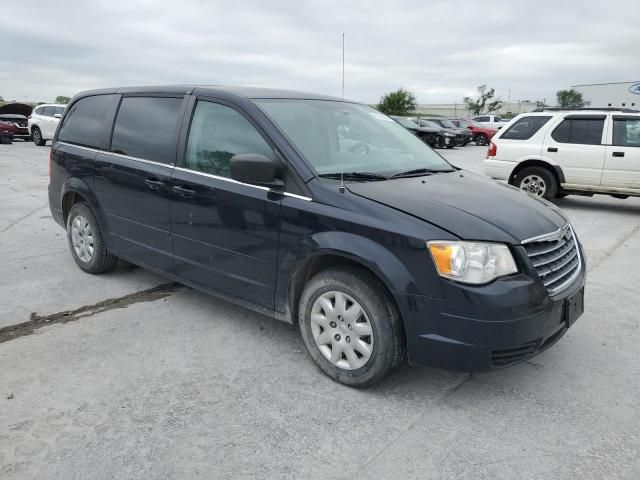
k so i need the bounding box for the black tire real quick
[435,136,445,149]
[66,202,118,273]
[425,134,436,147]
[555,192,569,199]
[32,127,46,146]
[475,134,487,146]
[513,166,558,200]
[298,267,405,388]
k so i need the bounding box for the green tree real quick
[55,96,71,105]
[463,85,503,115]
[377,88,417,116]
[556,89,583,108]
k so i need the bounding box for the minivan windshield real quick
[256,100,453,178]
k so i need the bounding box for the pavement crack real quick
[0,282,184,344]
[437,373,472,403]
[0,203,48,234]
[589,222,640,271]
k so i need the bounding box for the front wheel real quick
[475,134,487,146]
[66,202,119,273]
[32,127,46,146]
[513,166,558,200]
[298,267,405,388]
[435,136,445,149]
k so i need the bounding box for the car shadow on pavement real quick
[555,196,640,214]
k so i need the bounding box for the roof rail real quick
[532,107,640,113]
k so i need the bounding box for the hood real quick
[0,103,33,117]
[346,171,567,243]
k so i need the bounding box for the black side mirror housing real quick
[230,153,283,189]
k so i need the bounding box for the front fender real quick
[274,230,442,322]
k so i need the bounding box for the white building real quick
[572,81,640,109]
[414,101,538,118]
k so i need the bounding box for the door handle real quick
[145,178,165,190]
[173,185,196,198]
[612,151,625,157]
[547,147,558,152]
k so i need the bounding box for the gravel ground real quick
[1,140,639,479]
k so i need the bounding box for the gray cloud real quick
[1,0,638,104]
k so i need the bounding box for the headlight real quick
[444,133,454,137]
[427,241,517,284]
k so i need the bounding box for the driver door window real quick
[185,101,273,178]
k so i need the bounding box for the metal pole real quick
[342,33,345,99]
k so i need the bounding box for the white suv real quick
[28,104,66,146]
[484,108,640,200]
[472,114,510,130]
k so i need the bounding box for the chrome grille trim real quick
[522,224,582,296]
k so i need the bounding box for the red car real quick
[0,119,18,143]
[449,119,496,146]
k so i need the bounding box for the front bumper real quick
[398,248,586,371]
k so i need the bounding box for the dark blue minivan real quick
[48,86,585,386]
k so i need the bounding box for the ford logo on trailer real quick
[629,82,640,95]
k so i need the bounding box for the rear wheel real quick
[513,166,558,200]
[32,127,46,146]
[66,202,118,273]
[298,267,405,387]
[475,133,487,146]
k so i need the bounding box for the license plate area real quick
[564,287,584,327]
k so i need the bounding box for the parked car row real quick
[391,115,498,147]
[0,103,66,145]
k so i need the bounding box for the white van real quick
[484,108,640,200]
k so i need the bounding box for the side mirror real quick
[230,153,283,189]
[53,114,62,119]
[467,125,473,130]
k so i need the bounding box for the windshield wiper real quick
[318,172,389,181]
[391,168,453,178]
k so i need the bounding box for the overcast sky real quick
[1,0,638,105]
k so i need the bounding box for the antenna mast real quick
[340,32,345,193]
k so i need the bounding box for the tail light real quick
[487,142,497,157]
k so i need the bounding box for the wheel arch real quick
[275,233,414,328]
[508,159,565,186]
[60,178,107,231]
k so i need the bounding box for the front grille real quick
[491,340,540,367]
[522,225,581,296]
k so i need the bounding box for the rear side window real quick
[110,96,183,164]
[551,118,604,145]
[613,118,640,147]
[185,101,272,178]
[500,116,551,140]
[58,95,114,148]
